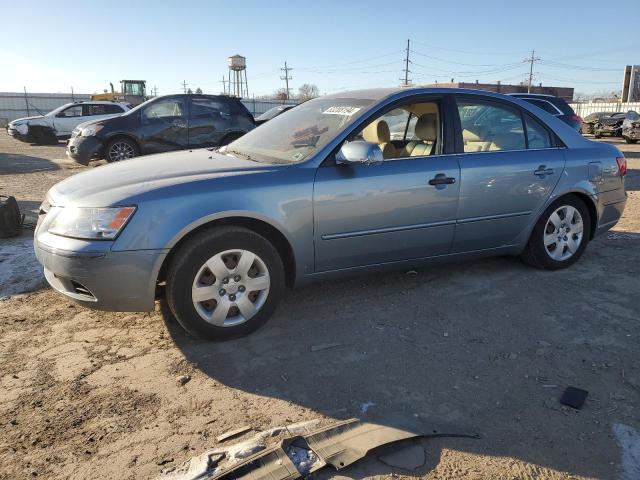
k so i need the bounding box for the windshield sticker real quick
[322,106,361,116]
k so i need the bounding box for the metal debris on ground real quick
[157,417,479,480]
[216,426,252,443]
[177,375,191,386]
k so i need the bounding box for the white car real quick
[7,101,130,144]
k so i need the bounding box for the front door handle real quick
[534,165,554,177]
[428,173,456,186]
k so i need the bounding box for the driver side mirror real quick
[336,141,383,165]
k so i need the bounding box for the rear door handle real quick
[428,173,456,186]
[534,165,554,177]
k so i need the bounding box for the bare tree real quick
[195,87,203,94]
[274,88,289,101]
[298,83,319,100]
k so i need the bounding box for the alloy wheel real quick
[543,205,584,261]
[108,141,135,161]
[191,249,270,326]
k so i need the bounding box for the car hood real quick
[47,149,285,207]
[9,115,45,125]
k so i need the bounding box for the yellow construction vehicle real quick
[91,80,147,106]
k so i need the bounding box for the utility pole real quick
[23,86,30,116]
[182,80,188,94]
[523,50,541,93]
[220,76,227,95]
[152,85,158,97]
[280,61,293,100]
[401,39,411,86]
[71,86,75,102]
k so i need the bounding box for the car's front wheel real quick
[625,137,638,144]
[166,226,285,340]
[521,195,591,270]
[105,137,139,162]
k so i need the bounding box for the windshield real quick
[227,97,373,164]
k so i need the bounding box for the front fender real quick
[111,166,316,278]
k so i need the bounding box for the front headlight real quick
[48,206,136,240]
[80,124,104,137]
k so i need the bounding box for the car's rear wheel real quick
[166,226,285,340]
[521,195,591,270]
[625,138,638,144]
[105,137,138,162]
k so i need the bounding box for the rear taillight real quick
[572,114,583,122]
[616,157,627,177]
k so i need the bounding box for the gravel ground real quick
[1,131,639,480]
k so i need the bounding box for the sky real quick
[0,0,638,97]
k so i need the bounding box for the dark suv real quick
[67,94,255,164]
[508,93,582,131]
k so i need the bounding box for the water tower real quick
[228,54,248,98]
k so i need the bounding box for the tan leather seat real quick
[402,113,437,157]
[362,119,396,159]
[462,127,494,152]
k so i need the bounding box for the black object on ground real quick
[0,195,24,238]
[560,387,589,409]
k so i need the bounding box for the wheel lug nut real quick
[229,294,236,301]
[219,289,226,296]
[238,285,246,292]
[222,277,229,284]
[234,275,241,282]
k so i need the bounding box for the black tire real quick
[521,195,591,270]
[166,226,285,340]
[625,138,638,144]
[104,136,139,162]
[29,126,58,145]
[594,134,602,139]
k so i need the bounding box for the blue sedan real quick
[34,87,628,339]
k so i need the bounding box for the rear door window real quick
[84,104,108,116]
[456,99,526,153]
[190,97,231,119]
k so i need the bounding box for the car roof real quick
[508,93,556,98]
[323,86,531,102]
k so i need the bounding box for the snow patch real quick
[613,423,640,480]
[0,235,44,299]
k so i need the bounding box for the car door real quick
[313,97,461,272]
[139,96,189,154]
[52,104,84,136]
[188,96,230,148]
[451,96,565,253]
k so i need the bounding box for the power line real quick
[280,61,293,100]
[523,50,541,93]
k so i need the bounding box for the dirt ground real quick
[1,130,639,480]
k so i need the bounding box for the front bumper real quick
[34,232,167,312]
[623,127,639,139]
[7,127,30,142]
[66,135,104,165]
